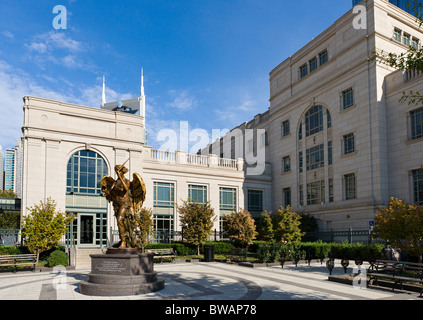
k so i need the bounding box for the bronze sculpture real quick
[100,160,146,249]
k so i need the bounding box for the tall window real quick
[319,50,328,66]
[413,169,423,205]
[282,120,290,137]
[300,64,308,79]
[329,178,334,202]
[299,151,303,173]
[283,188,291,207]
[394,29,402,42]
[403,33,411,46]
[248,190,263,213]
[328,141,333,165]
[188,185,207,204]
[343,133,355,155]
[309,57,318,73]
[411,108,423,140]
[307,180,325,205]
[344,173,356,200]
[283,156,291,173]
[305,105,324,137]
[342,88,354,110]
[153,182,175,208]
[220,187,237,211]
[306,144,325,171]
[66,150,108,195]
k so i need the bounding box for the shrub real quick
[47,249,68,267]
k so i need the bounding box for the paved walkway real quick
[0,261,421,301]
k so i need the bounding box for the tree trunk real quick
[197,245,200,256]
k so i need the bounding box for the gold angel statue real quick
[100,161,146,249]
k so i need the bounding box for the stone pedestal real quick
[79,250,165,296]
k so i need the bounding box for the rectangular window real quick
[413,169,423,205]
[412,38,419,50]
[328,141,333,165]
[403,33,410,46]
[283,188,291,207]
[299,184,304,207]
[153,182,175,208]
[344,173,356,200]
[283,156,291,173]
[309,57,318,73]
[329,178,334,202]
[220,187,237,211]
[411,108,423,140]
[319,50,328,66]
[299,151,303,173]
[248,190,263,213]
[343,133,355,155]
[188,185,207,204]
[342,88,354,109]
[306,144,325,171]
[394,29,402,42]
[282,120,290,137]
[300,64,308,79]
[307,180,325,205]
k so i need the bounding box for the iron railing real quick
[0,229,20,246]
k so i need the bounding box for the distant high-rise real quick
[4,141,22,198]
[0,146,4,190]
[353,0,422,16]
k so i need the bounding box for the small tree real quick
[273,206,304,245]
[134,207,154,253]
[178,200,216,256]
[21,198,74,264]
[223,209,258,249]
[257,211,274,241]
[372,197,423,262]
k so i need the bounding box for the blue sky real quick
[0,0,352,152]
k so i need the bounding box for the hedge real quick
[145,241,234,256]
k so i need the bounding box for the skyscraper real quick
[0,146,4,190]
[4,141,23,198]
[353,0,423,16]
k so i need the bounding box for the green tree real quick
[21,198,74,264]
[178,200,216,256]
[299,213,318,233]
[372,197,423,262]
[134,207,154,253]
[0,190,18,198]
[223,209,258,248]
[257,211,274,241]
[273,206,305,245]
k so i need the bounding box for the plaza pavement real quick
[0,260,421,301]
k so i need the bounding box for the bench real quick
[146,248,176,263]
[368,260,423,297]
[0,254,37,273]
[225,248,248,263]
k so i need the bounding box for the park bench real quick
[146,248,176,263]
[368,260,423,297]
[0,254,37,273]
[225,248,248,263]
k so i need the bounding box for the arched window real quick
[66,150,108,195]
[305,105,324,137]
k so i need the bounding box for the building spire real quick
[140,68,145,97]
[101,75,106,108]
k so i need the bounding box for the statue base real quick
[79,250,165,296]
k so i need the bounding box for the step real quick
[75,248,106,269]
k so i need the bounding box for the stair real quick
[75,248,106,269]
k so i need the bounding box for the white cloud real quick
[27,31,82,53]
[0,61,133,150]
[2,31,15,39]
[166,89,197,110]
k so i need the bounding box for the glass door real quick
[78,214,96,246]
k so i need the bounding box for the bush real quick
[47,249,68,267]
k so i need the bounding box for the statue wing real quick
[100,176,115,202]
[130,173,146,214]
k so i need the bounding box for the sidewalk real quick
[0,261,420,300]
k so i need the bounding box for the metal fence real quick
[302,228,383,244]
[0,229,20,246]
[109,228,228,246]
